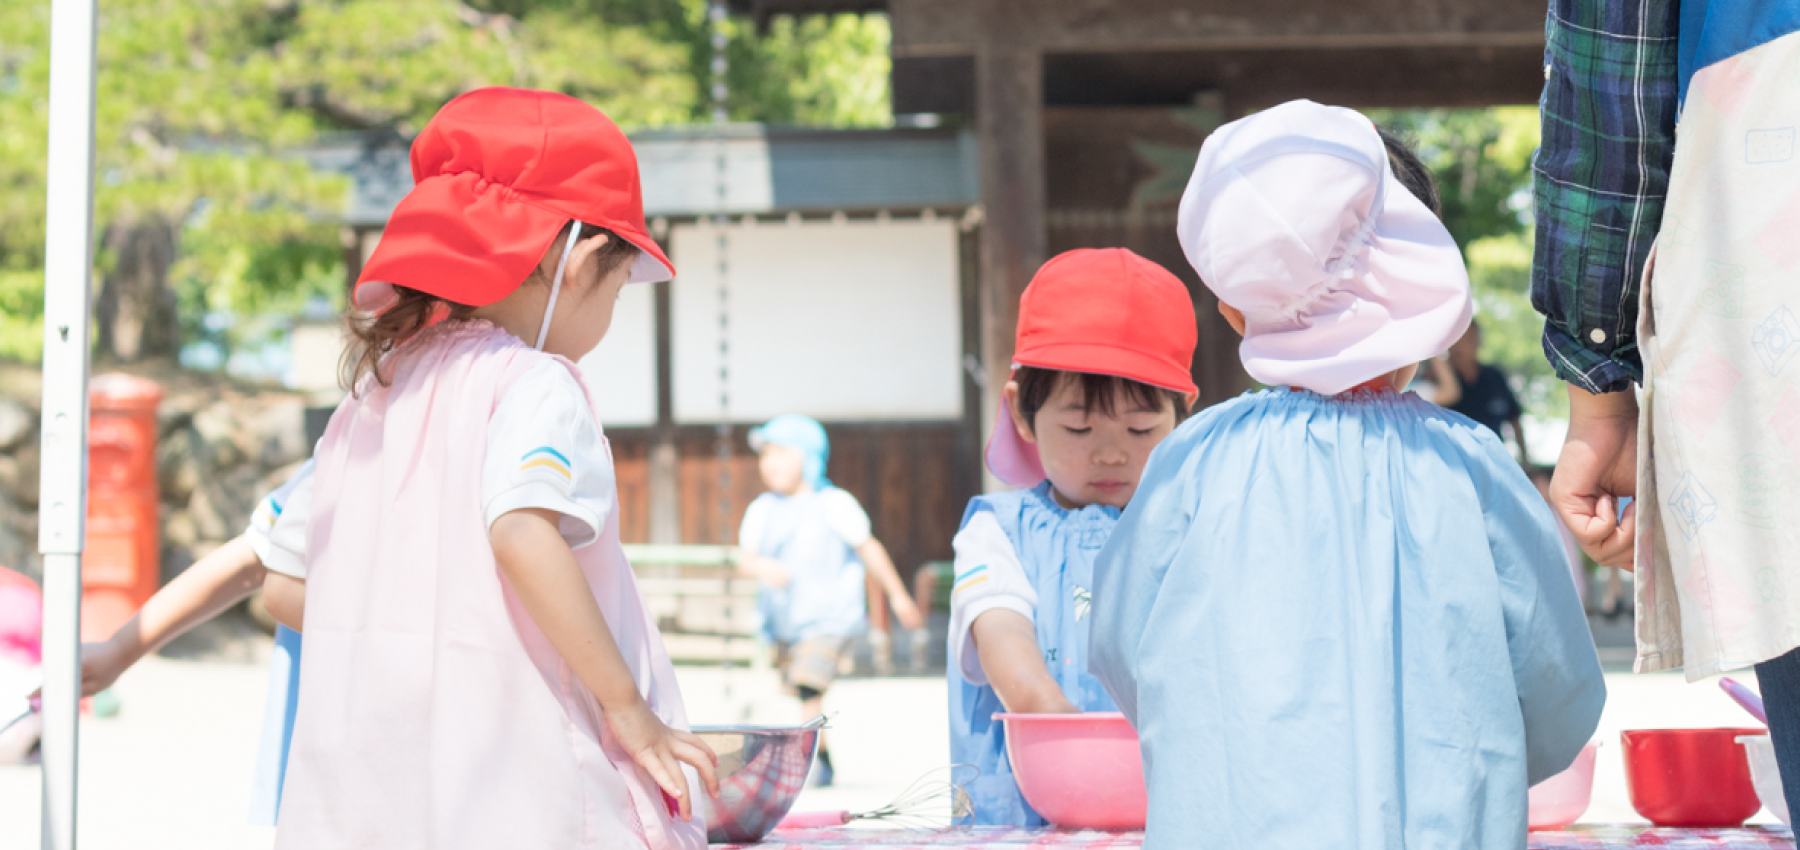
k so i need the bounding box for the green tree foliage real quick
[0,0,889,366]
[1369,107,1561,418]
[470,0,892,126]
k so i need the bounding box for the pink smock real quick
[275,321,704,850]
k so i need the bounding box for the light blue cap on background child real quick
[749,414,831,491]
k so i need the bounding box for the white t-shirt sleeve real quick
[738,496,771,553]
[245,458,315,579]
[946,510,1037,687]
[820,488,873,550]
[482,360,615,550]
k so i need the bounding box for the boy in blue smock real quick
[736,414,921,786]
[947,249,1198,825]
[1088,101,1605,849]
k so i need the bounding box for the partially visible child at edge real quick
[1087,100,1604,850]
[31,462,312,819]
[735,414,924,787]
[947,248,1198,826]
[256,87,717,849]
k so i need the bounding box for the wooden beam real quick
[890,0,1546,54]
[975,44,1045,490]
[649,277,681,545]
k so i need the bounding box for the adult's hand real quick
[1551,385,1640,569]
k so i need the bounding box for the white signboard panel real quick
[577,277,657,427]
[672,218,962,423]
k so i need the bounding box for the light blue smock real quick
[248,624,302,825]
[747,488,867,643]
[1088,390,1605,850]
[949,482,1122,827]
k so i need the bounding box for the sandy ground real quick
[0,627,1782,848]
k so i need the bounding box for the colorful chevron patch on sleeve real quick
[250,496,282,531]
[520,447,573,481]
[952,564,990,598]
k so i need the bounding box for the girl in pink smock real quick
[258,87,717,850]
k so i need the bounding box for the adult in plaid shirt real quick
[1534,0,1800,818]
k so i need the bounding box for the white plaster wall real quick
[671,218,962,423]
[577,278,658,428]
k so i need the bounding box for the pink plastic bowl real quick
[1528,742,1599,830]
[997,712,1147,830]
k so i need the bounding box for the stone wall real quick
[0,360,311,587]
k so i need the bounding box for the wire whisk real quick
[778,764,978,830]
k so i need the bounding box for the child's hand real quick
[745,555,790,589]
[27,640,129,702]
[79,640,130,697]
[607,698,721,823]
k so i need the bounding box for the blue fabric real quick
[948,483,1122,827]
[750,414,832,492]
[1756,647,1800,820]
[248,625,303,825]
[1678,0,1800,109]
[1088,389,1605,850]
[748,489,866,643]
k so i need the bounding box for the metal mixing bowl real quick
[693,724,822,843]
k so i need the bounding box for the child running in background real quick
[948,248,1198,826]
[1087,100,1604,849]
[735,414,923,787]
[257,87,716,850]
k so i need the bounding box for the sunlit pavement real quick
[0,631,1781,849]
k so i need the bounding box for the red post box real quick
[82,374,163,642]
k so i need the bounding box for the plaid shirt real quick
[1531,0,1681,393]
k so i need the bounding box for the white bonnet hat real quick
[1176,99,1472,395]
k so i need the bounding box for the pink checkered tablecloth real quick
[721,825,1795,849]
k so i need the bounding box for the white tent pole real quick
[38,0,101,847]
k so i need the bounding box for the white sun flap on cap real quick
[627,247,673,284]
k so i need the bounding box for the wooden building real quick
[736,0,1549,432]
[315,0,1550,581]
[312,126,984,580]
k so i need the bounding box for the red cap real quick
[987,249,1199,487]
[354,87,675,310]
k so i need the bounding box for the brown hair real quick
[341,222,639,392]
[1376,127,1441,217]
[1013,366,1190,432]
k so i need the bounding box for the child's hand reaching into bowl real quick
[608,698,721,822]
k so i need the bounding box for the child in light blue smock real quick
[947,248,1198,825]
[736,414,921,786]
[1087,100,1605,849]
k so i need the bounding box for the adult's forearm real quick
[1569,382,1640,422]
[1531,0,1677,393]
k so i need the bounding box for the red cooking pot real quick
[1621,728,1766,827]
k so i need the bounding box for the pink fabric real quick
[1176,100,1472,395]
[715,826,1795,849]
[984,395,1045,489]
[277,321,703,850]
[0,567,41,666]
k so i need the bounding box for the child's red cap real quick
[987,248,1199,487]
[354,87,675,310]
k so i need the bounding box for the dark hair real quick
[1013,366,1189,432]
[342,222,639,392]
[1376,128,1441,217]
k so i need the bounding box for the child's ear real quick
[1217,301,1247,336]
[1004,381,1037,445]
[568,230,614,267]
